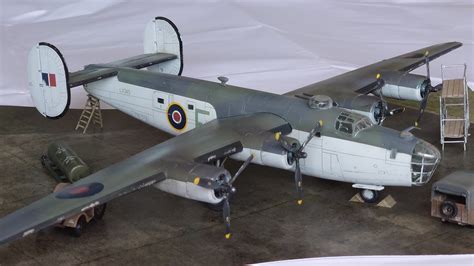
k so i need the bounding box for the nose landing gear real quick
[359,189,380,203]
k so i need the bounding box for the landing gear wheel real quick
[71,216,86,237]
[440,200,457,218]
[359,189,379,203]
[40,155,47,167]
[93,203,107,221]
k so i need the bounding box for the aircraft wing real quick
[285,42,462,98]
[0,112,290,245]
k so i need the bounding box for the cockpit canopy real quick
[335,111,373,136]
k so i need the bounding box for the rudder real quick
[27,42,70,119]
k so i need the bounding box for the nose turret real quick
[411,140,441,185]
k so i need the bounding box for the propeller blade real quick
[388,107,405,116]
[223,197,231,239]
[374,78,386,92]
[300,120,322,151]
[432,83,443,92]
[294,159,303,205]
[230,154,254,184]
[425,50,430,80]
[415,94,430,126]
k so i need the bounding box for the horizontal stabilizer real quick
[69,53,177,87]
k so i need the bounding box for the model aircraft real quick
[0,16,460,244]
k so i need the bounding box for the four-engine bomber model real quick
[1,16,461,244]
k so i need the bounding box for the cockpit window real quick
[335,111,373,136]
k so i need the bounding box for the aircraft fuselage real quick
[84,71,439,189]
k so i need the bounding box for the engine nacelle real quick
[346,95,383,124]
[379,71,428,102]
[154,179,223,204]
[231,133,294,170]
[153,161,231,204]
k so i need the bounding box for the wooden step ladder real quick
[439,64,470,150]
[75,95,103,134]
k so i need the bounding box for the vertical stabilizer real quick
[144,17,183,75]
[27,42,70,119]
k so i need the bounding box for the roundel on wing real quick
[56,182,104,199]
[167,103,187,130]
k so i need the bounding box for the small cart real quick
[41,142,107,236]
[431,170,474,226]
[53,183,107,236]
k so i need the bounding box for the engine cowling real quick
[155,179,224,204]
[154,161,231,204]
[343,95,384,124]
[231,133,294,170]
[379,71,429,102]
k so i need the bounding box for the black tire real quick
[40,155,47,167]
[440,200,457,219]
[71,216,86,237]
[93,203,107,221]
[359,189,379,203]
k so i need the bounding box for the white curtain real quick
[1,0,473,108]
[254,254,474,266]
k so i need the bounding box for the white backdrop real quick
[1,0,473,109]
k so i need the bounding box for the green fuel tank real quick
[47,141,91,182]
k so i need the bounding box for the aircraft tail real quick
[27,16,183,119]
[144,16,183,75]
[27,42,70,119]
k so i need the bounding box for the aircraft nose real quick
[410,139,441,185]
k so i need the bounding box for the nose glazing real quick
[411,140,441,185]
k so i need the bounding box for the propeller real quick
[276,121,323,205]
[372,74,405,124]
[194,154,254,239]
[415,51,443,126]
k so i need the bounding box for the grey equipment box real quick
[431,170,474,225]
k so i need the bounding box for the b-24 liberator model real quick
[0,16,459,244]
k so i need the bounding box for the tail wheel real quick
[93,203,107,220]
[359,189,379,203]
[71,216,86,237]
[440,200,457,218]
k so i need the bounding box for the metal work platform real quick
[75,95,103,134]
[439,64,470,150]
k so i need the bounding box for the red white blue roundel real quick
[167,104,186,130]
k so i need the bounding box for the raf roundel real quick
[167,103,187,130]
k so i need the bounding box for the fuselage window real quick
[339,122,352,134]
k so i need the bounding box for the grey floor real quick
[0,106,473,265]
